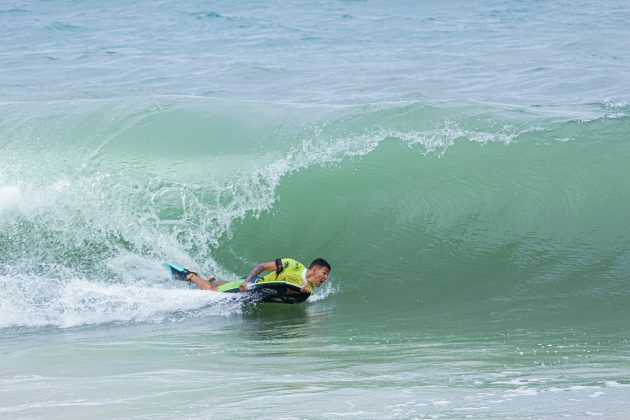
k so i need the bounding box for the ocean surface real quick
[2,1,630,418]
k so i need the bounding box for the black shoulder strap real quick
[275,258,284,278]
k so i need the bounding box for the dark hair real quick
[309,258,331,271]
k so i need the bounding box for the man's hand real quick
[300,283,311,293]
[239,261,276,293]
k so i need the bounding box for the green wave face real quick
[1,99,629,331]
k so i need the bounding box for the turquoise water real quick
[2,1,630,418]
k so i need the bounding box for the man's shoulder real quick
[281,258,305,271]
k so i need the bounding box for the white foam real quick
[308,279,339,302]
[503,387,538,397]
[603,99,630,109]
[0,185,22,212]
[0,273,242,329]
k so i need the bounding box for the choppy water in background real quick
[1,1,630,418]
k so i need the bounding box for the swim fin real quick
[164,261,197,281]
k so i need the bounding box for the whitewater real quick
[1,1,630,418]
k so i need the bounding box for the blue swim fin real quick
[164,261,197,282]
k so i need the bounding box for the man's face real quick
[310,265,330,287]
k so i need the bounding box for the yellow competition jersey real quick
[255,258,312,293]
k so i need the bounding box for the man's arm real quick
[239,261,277,292]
